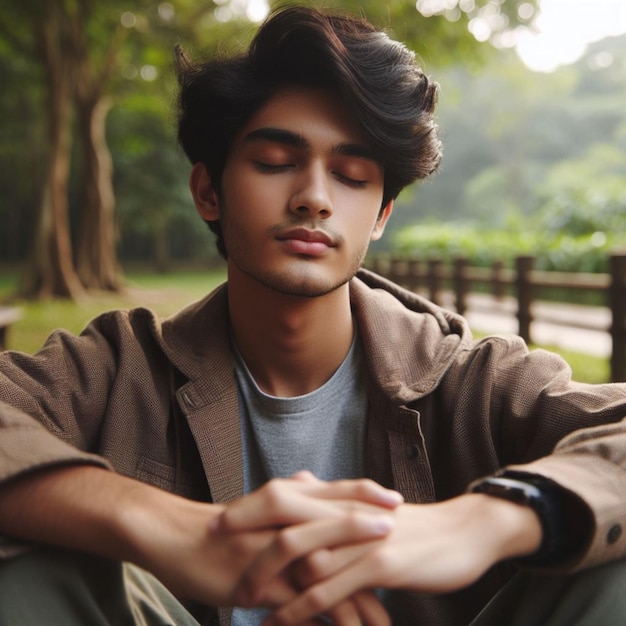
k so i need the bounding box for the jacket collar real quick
[156,268,471,406]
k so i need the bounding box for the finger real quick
[213,478,402,532]
[295,542,372,588]
[238,513,392,606]
[323,598,365,626]
[262,563,376,626]
[351,591,391,626]
[290,470,320,483]
[319,478,403,508]
[293,556,391,625]
[319,592,390,626]
[232,573,296,609]
[210,480,337,533]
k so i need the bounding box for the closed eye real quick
[334,172,368,189]
[254,161,293,173]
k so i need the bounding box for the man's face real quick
[214,86,391,298]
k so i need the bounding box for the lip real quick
[275,228,336,257]
[275,228,335,246]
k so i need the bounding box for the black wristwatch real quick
[468,471,574,564]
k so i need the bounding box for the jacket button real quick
[607,524,622,545]
[406,444,420,459]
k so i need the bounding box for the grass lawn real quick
[0,267,227,356]
[0,266,610,383]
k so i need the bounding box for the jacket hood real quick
[156,268,472,405]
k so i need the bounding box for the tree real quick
[73,3,128,291]
[19,0,86,299]
[1,0,125,298]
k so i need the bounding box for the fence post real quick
[493,259,504,300]
[407,258,422,293]
[516,255,534,344]
[427,258,443,305]
[454,257,469,317]
[609,253,626,383]
[389,257,408,289]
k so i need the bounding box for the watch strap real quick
[469,471,575,565]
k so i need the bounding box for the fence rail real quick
[366,253,626,383]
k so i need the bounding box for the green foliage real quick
[394,219,616,273]
[108,101,213,263]
[390,34,626,274]
[538,233,614,273]
[394,220,532,267]
[535,143,626,243]
[274,0,538,67]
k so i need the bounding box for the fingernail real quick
[381,489,404,506]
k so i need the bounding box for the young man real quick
[1,6,626,626]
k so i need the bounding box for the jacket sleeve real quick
[0,309,164,557]
[0,320,123,482]
[453,335,626,571]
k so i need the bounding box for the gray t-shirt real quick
[231,334,368,625]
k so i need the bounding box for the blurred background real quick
[0,0,625,380]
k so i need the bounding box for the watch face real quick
[470,477,542,506]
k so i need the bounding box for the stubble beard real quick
[231,251,367,298]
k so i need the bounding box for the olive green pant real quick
[472,559,626,625]
[1,547,626,625]
[0,547,200,626]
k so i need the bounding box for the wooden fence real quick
[365,253,626,383]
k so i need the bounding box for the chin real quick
[257,269,351,298]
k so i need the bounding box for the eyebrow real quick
[243,127,379,163]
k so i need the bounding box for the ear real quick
[370,199,394,242]
[189,162,220,221]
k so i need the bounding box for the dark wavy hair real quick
[176,6,442,258]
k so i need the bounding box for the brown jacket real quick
[1,269,626,625]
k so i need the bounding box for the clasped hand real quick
[207,471,542,626]
[206,471,401,625]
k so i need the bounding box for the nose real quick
[288,164,333,219]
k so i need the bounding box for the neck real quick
[227,268,355,397]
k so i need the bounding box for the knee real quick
[0,547,130,625]
[528,559,626,626]
[0,546,121,588]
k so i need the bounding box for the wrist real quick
[118,483,224,570]
[469,472,583,565]
[467,492,542,561]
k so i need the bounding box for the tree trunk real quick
[75,94,121,290]
[21,7,84,300]
[73,4,124,292]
